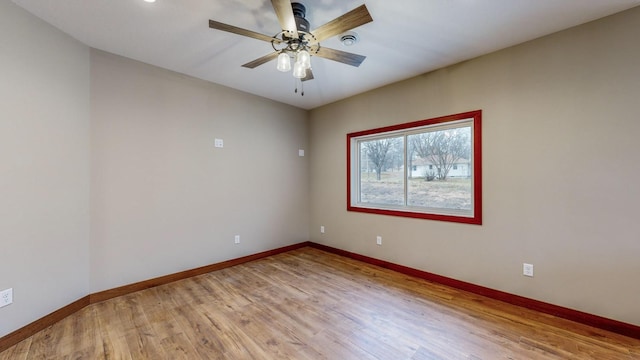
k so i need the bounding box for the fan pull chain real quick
[293,79,304,96]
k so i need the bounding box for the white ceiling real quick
[12,0,640,110]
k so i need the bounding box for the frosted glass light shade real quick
[297,50,311,69]
[276,53,291,72]
[293,61,306,79]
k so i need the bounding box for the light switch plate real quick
[523,263,534,277]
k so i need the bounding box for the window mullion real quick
[403,134,408,206]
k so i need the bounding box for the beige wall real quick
[0,1,91,337]
[1,1,308,337]
[89,50,309,292]
[309,7,640,326]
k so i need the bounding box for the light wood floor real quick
[2,247,639,359]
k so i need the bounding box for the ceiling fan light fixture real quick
[277,52,292,72]
[208,1,373,96]
[292,61,306,79]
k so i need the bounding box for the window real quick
[347,110,482,224]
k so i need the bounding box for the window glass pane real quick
[358,136,404,206]
[406,126,472,210]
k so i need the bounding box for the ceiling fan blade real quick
[209,20,281,44]
[315,47,366,67]
[310,5,373,43]
[302,68,314,82]
[242,52,279,69]
[271,0,299,39]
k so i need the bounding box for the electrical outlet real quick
[523,263,534,277]
[234,235,240,244]
[214,138,224,148]
[320,226,325,234]
[0,288,13,308]
[376,236,382,245]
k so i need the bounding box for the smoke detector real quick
[340,31,359,46]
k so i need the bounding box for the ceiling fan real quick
[209,0,373,95]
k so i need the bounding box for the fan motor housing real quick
[292,3,310,32]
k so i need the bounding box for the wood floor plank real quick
[1,247,639,359]
[0,336,31,360]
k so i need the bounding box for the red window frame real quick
[347,110,482,225]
